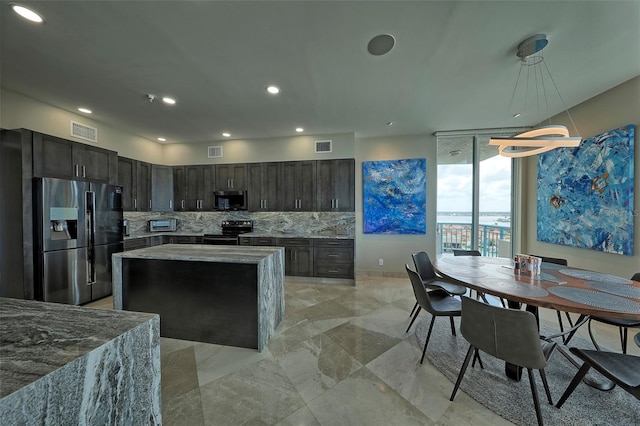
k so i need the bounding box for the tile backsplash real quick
[125,211,355,236]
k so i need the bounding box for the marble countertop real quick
[0,297,158,399]
[114,244,284,263]
[125,232,354,240]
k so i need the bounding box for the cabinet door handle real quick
[335,199,339,209]
[82,165,86,178]
[328,254,339,257]
[181,200,185,210]
[134,198,137,209]
[149,200,152,209]
[170,200,173,209]
[328,270,339,273]
[75,164,79,177]
[264,199,268,209]
[231,178,234,188]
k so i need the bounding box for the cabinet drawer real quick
[253,237,276,246]
[173,236,199,244]
[123,238,149,251]
[314,247,353,264]
[314,239,354,248]
[276,238,312,247]
[314,263,353,279]
[239,236,253,245]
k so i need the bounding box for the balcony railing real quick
[437,222,511,257]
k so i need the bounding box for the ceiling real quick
[1,1,639,147]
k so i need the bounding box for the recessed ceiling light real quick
[11,3,44,23]
[295,127,304,133]
[513,113,521,118]
[78,108,92,114]
[266,85,280,95]
[162,97,176,105]
[387,121,396,126]
[157,137,166,142]
[222,132,231,137]
[449,150,462,157]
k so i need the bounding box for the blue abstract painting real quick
[363,158,426,234]
[537,124,635,255]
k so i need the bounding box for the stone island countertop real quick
[0,297,161,425]
[114,243,284,262]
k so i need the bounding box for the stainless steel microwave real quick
[214,191,247,211]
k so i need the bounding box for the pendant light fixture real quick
[489,34,581,158]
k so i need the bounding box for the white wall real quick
[521,76,640,278]
[354,134,438,275]
[162,133,355,165]
[0,88,164,163]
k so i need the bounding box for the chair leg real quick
[527,368,544,426]
[410,301,418,317]
[449,316,456,336]
[450,345,475,401]
[556,362,592,408]
[620,327,628,355]
[556,311,566,342]
[406,306,421,332]
[420,316,436,364]
[587,318,602,351]
[471,348,484,369]
[539,369,553,405]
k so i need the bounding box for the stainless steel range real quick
[203,220,253,245]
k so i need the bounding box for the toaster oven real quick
[149,219,177,232]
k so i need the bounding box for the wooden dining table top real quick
[432,256,640,320]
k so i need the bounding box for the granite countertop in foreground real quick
[114,244,284,263]
[0,297,158,399]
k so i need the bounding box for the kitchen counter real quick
[113,244,284,351]
[0,297,161,424]
[124,231,354,240]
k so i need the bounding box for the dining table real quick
[431,255,640,387]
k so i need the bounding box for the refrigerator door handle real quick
[86,191,97,284]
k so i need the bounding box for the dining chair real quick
[531,255,573,341]
[409,251,466,318]
[452,249,481,256]
[405,265,462,364]
[555,348,640,408]
[450,296,557,426]
[587,272,640,354]
[635,332,640,348]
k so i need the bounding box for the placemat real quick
[583,281,640,300]
[558,269,632,285]
[547,286,640,313]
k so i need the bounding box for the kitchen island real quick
[0,298,160,425]
[112,244,285,351]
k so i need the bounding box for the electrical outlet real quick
[378,258,384,266]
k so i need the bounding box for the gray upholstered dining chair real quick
[450,296,557,426]
[408,251,466,319]
[405,265,461,364]
[555,348,640,408]
[587,272,640,354]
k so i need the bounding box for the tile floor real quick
[86,275,638,426]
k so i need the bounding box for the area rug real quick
[415,316,639,426]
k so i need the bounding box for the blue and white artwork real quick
[363,158,426,234]
[537,124,635,255]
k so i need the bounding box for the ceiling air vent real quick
[315,140,332,153]
[70,121,98,143]
[208,146,223,158]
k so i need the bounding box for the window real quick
[436,134,513,258]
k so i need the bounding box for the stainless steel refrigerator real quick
[35,177,123,305]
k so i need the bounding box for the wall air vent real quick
[208,146,223,158]
[315,140,332,153]
[70,121,98,143]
